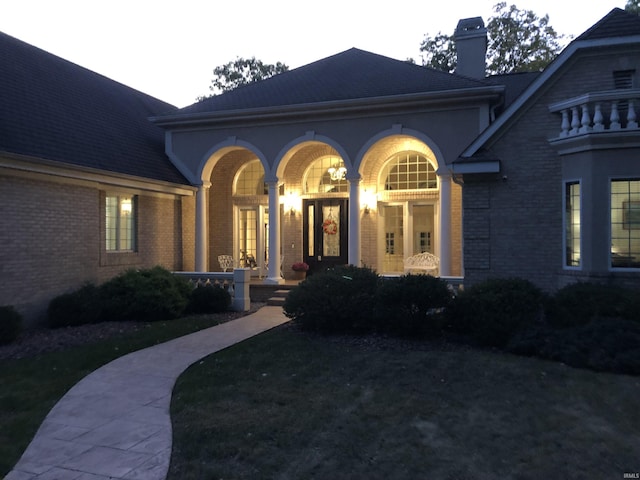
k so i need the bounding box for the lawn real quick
[169,323,640,480]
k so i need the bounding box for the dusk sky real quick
[1,0,625,107]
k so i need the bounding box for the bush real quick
[546,282,640,327]
[188,284,231,314]
[507,317,640,375]
[47,283,104,328]
[283,265,380,334]
[446,277,544,348]
[100,266,192,322]
[0,305,23,345]
[373,274,453,338]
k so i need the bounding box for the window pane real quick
[611,179,640,268]
[235,160,267,195]
[106,194,135,252]
[303,156,348,193]
[565,182,580,267]
[383,152,437,191]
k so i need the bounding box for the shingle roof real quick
[176,48,491,116]
[0,31,186,184]
[485,71,541,113]
[575,7,640,41]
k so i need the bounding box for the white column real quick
[265,181,284,284]
[347,176,361,266]
[195,182,210,272]
[438,170,451,276]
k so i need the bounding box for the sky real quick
[1,0,626,108]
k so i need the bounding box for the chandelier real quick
[327,164,346,181]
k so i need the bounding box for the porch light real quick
[284,191,300,216]
[360,189,377,214]
[327,164,346,181]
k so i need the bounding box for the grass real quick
[168,325,640,479]
[0,313,238,476]
[2,313,640,479]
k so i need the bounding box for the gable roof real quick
[454,8,640,172]
[172,48,493,117]
[0,31,186,184]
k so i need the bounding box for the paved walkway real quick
[6,306,289,480]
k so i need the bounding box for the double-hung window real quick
[106,194,136,251]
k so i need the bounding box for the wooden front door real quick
[303,198,348,274]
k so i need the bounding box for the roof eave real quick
[150,86,504,128]
[451,160,501,174]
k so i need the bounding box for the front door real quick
[303,198,348,274]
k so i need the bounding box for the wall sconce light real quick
[284,191,300,216]
[360,189,376,214]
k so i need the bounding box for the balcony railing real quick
[173,268,251,311]
[549,89,640,138]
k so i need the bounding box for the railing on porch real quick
[549,89,640,138]
[173,268,251,311]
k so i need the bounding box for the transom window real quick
[382,152,437,191]
[303,156,348,193]
[106,194,136,251]
[611,179,640,268]
[235,160,267,195]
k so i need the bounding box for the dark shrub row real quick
[0,305,23,345]
[47,267,231,328]
[284,268,640,375]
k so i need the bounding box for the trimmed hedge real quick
[445,278,544,348]
[48,283,103,328]
[283,265,380,333]
[0,305,23,345]
[188,285,231,314]
[373,274,453,338]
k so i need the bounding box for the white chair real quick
[218,255,234,272]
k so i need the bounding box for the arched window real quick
[381,152,437,191]
[303,156,348,193]
[234,160,267,195]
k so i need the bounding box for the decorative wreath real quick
[322,218,338,235]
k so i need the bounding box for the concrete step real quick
[266,288,292,306]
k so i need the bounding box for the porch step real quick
[266,289,293,306]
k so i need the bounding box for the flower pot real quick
[291,270,307,281]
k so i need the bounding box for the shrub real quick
[283,265,380,333]
[188,284,231,314]
[446,277,544,348]
[508,317,640,375]
[0,305,23,345]
[373,274,453,338]
[546,282,640,327]
[47,283,103,328]
[100,266,192,322]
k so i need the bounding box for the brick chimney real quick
[454,17,487,79]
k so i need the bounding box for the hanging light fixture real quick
[327,164,346,181]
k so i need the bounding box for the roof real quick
[575,7,640,41]
[485,71,541,112]
[175,48,492,116]
[455,8,640,171]
[0,31,186,184]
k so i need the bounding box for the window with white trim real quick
[382,151,437,191]
[564,182,581,267]
[611,179,640,268]
[235,160,267,195]
[106,195,136,251]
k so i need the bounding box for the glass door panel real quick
[412,205,434,254]
[382,205,404,273]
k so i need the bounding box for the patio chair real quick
[217,255,234,272]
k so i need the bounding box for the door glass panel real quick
[383,205,404,272]
[412,205,434,254]
[238,208,257,268]
[322,205,340,257]
[307,204,315,257]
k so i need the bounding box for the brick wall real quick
[0,170,192,326]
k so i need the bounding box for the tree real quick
[200,57,289,99]
[420,2,565,75]
[626,0,640,14]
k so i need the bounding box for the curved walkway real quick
[7,306,289,480]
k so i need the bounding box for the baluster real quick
[611,101,621,130]
[570,106,580,135]
[578,104,592,133]
[560,109,570,137]
[627,100,638,129]
[593,102,604,131]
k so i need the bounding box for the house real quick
[2,8,639,326]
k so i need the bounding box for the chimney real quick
[454,17,487,79]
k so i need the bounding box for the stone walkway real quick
[6,306,289,480]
